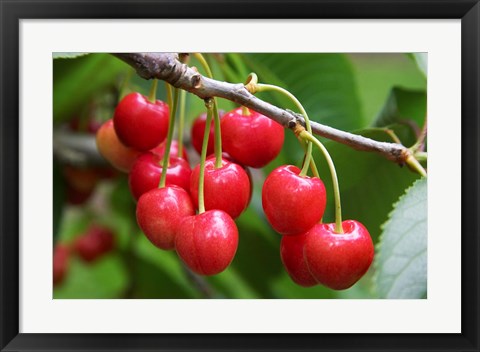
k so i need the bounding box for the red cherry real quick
[206,153,254,205]
[136,186,195,250]
[190,110,224,156]
[73,225,115,263]
[304,220,374,290]
[128,153,191,201]
[53,244,70,286]
[63,166,99,193]
[63,165,99,205]
[221,107,284,168]
[280,233,317,287]
[96,119,141,172]
[190,158,250,219]
[262,165,326,235]
[175,210,238,275]
[113,92,169,151]
[151,139,189,162]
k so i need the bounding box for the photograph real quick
[2,0,478,349]
[52,52,427,300]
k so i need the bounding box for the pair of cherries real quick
[262,165,374,290]
[97,92,285,275]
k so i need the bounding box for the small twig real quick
[112,53,413,167]
[53,128,107,167]
[411,116,428,152]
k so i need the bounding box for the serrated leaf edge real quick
[372,177,426,296]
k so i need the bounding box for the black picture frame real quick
[1,1,479,351]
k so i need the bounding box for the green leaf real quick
[374,87,427,128]
[374,178,427,299]
[205,267,259,299]
[53,254,129,299]
[243,53,365,131]
[348,54,427,124]
[131,235,201,298]
[53,52,90,59]
[53,54,125,123]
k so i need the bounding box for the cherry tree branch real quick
[112,53,414,166]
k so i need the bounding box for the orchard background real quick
[52,53,427,299]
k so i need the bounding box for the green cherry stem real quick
[177,89,187,158]
[212,101,223,168]
[255,83,314,177]
[414,151,428,162]
[193,53,214,78]
[296,135,320,178]
[159,84,179,188]
[300,130,344,234]
[148,79,158,103]
[198,99,215,214]
[193,53,222,168]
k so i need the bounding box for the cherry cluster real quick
[53,225,115,286]
[96,90,284,276]
[94,73,374,289]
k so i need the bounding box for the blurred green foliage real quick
[53,53,426,299]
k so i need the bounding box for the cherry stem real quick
[368,127,403,144]
[159,84,179,188]
[212,101,223,168]
[193,53,222,168]
[241,106,251,116]
[148,79,158,103]
[300,130,343,234]
[410,115,428,153]
[296,135,320,178]
[198,99,215,214]
[405,155,427,177]
[193,53,214,78]
[256,83,315,177]
[177,89,187,158]
[415,151,427,162]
